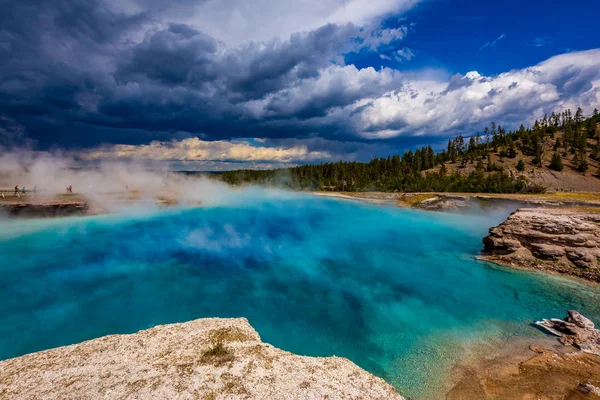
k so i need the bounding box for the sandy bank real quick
[446,311,600,399]
[0,317,402,400]
[314,191,600,211]
[446,337,600,400]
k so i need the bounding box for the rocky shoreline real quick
[0,318,402,400]
[482,208,600,282]
[447,311,600,399]
[0,196,184,218]
[0,200,91,217]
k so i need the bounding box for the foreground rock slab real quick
[0,318,402,400]
[482,208,600,282]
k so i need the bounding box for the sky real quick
[1,0,599,170]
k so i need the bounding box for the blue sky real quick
[1,0,599,170]
[349,0,600,75]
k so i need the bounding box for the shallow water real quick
[1,191,600,398]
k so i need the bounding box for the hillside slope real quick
[430,130,600,192]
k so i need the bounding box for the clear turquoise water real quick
[1,192,600,398]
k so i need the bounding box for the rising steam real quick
[0,148,266,214]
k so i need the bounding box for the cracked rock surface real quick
[0,318,402,400]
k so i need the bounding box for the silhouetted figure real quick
[14,185,19,195]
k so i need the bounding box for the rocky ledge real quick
[0,318,402,400]
[0,200,90,217]
[482,208,600,282]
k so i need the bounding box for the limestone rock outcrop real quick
[0,317,403,400]
[482,208,600,281]
[536,310,600,356]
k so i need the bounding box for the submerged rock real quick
[482,208,600,281]
[536,310,600,355]
[0,317,403,400]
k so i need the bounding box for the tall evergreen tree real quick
[549,151,563,171]
[576,151,588,174]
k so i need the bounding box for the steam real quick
[0,148,274,214]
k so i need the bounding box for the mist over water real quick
[1,193,600,398]
[0,149,242,212]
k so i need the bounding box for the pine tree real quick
[575,107,584,124]
[439,163,447,177]
[487,153,496,172]
[516,159,525,172]
[576,151,588,174]
[553,137,561,151]
[507,141,517,158]
[532,144,543,167]
[549,151,564,171]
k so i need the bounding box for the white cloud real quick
[480,33,506,50]
[251,49,600,139]
[395,47,415,61]
[85,137,333,164]
[108,0,421,45]
[340,49,600,138]
[242,64,401,119]
[361,26,409,50]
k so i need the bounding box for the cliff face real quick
[482,208,600,282]
[0,318,402,400]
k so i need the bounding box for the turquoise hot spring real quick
[1,191,600,398]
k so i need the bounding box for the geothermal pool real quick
[1,191,600,398]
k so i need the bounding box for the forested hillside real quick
[217,109,600,193]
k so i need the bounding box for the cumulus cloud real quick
[324,49,600,138]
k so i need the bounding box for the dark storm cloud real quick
[115,22,357,100]
[0,0,599,157]
[0,0,370,148]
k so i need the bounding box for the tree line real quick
[215,108,600,193]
